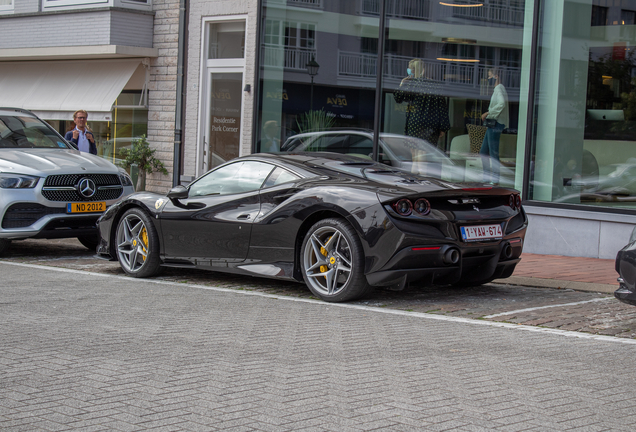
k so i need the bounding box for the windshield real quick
[0,114,71,149]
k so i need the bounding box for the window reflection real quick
[258,0,528,187]
[382,1,525,187]
[530,0,636,208]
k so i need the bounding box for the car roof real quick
[0,107,37,118]
[284,129,373,139]
[245,151,371,167]
[240,152,420,182]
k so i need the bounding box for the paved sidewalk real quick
[500,253,619,294]
[2,263,636,432]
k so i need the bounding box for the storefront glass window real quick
[257,1,380,151]
[54,91,148,164]
[257,0,533,190]
[529,0,636,209]
[381,0,532,187]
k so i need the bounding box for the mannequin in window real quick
[393,58,450,146]
[480,68,509,184]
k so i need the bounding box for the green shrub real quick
[119,135,168,176]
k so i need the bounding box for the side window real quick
[347,135,374,159]
[281,135,315,152]
[305,135,328,151]
[307,134,348,153]
[320,135,348,153]
[263,167,301,188]
[190,161,274,197]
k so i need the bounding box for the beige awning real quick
[0,58,142,122]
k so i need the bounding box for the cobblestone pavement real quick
[2,260,636,431]
[2,238,636,340]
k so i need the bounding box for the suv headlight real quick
[0,174,40,189]
[118,171,134,187]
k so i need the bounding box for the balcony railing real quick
[262,45,316,71]
[440,3,525,27]
[361,0,431,20]
[287,0,322,8]
[339,51,378,78]
[338,51,521,90]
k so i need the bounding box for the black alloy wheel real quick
[300,218,371,302]
[115,207,162,278]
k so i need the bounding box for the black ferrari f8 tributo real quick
[96,153,527,302]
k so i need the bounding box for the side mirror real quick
[167,185,205,210]
[167,185,188,201]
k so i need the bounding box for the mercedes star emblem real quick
[78,178,97,198]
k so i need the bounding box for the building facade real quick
[0,0,179,192]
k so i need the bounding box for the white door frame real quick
[196,15,248,178]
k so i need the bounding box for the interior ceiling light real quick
[439,1,484,7]
[436,58,480,62]
[442,38,477,44]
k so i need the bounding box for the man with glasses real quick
[65,110,97,155]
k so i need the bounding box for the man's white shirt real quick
[74,128,90,153]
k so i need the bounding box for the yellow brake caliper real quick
[319,236,331,275]
[140,227,148,261]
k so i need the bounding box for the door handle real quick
[237,214,251,220]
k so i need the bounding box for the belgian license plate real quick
[461,224,503,241]
[67,202,106,213]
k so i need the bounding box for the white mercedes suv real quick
[0,108,135,255]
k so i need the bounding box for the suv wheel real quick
[0,239,10,256]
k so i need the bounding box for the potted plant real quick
[118,134,168,191]
[296,109,336,133]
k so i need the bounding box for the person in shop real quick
[65,109,97,155]
[393,58,450,146]
[480,68,509,184]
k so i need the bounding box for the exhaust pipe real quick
[443,248,460,265]
[501,242,513,260]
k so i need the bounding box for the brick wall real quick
[0,10,153,49]
[0,12,112,48]
[13,0,39,14]
[145,0,180,192]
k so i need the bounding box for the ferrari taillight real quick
[508,193,521,210]
[414,198,431,215]
[393,199,413,216]
[392,198,432,216]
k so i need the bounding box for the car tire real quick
[0,238,11,256]
[300,218,371,302]
[115,207,162,278]
[77,234,100,251]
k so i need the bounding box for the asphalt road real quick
[2,238,636,340]
[1,245,636,431]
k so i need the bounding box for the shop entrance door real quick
[203,71,244,172]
